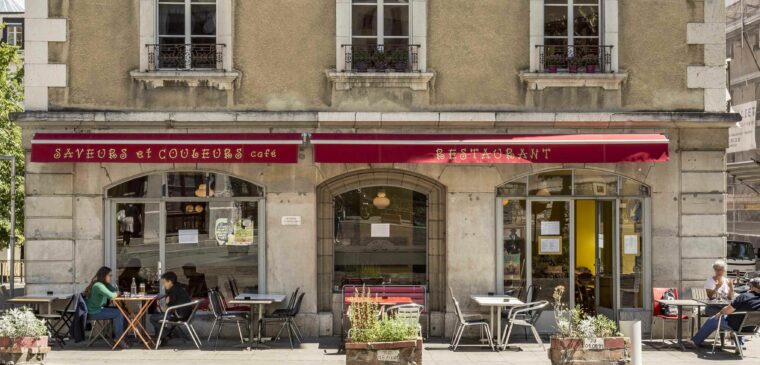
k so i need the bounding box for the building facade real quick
[14,0,736,337]
[0,0,24,49]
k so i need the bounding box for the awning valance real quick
[312,133,669,164]
[31,133,303,163]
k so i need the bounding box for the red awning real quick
[31,133,303,163]
[312,133,669,164]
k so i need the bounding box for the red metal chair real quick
[651,288,691,343]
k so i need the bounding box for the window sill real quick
[130,70,241,90]
[325,70,435,91]
[518,71,628,91]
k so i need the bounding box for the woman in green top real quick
[84,266,127,348]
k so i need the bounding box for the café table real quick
[111,294,158,350]
[229,293,287,350]
[654,298,705,351]
[7,294,73,314]
[470,295,524,350]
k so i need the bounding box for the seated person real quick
[84,266,128,349]
[150,272,192,345]
[704,260,734,316]
[182,264,209,298]
[692,277,760,351]
[118,258,147,292]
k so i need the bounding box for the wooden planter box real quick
[0,336,50,365]
[548,337,631,365]
[346,339,422,365]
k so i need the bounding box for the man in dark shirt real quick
[150,271,192,345]
[692,277,760,350]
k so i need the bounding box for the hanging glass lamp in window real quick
[373,191,391,209]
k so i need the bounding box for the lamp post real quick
[0,156,16,296]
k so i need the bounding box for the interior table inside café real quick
[470,295,524,350]
[229,293,286,350]
[111,294,158,350]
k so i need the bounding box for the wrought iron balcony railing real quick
[536,45,613,74]
[147,44,225,71]
[342,44,421,73]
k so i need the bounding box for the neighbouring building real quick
[13,0,737,338]
[0,0,23,49]
[726,0,760,274]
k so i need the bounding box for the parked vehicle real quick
[727,240,758,278]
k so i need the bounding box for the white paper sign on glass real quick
[371,223,391,237]
[540,237,562,254]
[623,235,639,255]
[541,221,560,235]
[178,229,199,244]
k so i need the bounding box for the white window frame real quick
[157,0,217,46]
[6,22,23,47]
[336,0,427,72]
[140,0,233,72]
[530,0,618,72]
[543,0,600,47]
[351,0,410,46]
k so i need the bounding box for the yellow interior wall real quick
[575,200,596,272]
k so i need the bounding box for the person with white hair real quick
[692,277,760,351]
[706,260,734,300]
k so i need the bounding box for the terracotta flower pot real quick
[0,336,48,349]
[586,65,597,73]
[547,65,559,73]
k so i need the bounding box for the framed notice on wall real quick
[623,234,640,255]
[538,236,563,255]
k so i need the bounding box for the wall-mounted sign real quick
[623,235,639,255]
[728,101,757,153]
[215,218,232,245]
[281,216,302,226]
[583,338,605,350]
[541,221,560,235]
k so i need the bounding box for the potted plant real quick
[353,49,371,72]
[390,48,409,72]
[545,54,563,73]
[345,288,422,365]
[582,54,598,73]
[0,308,50,365]
[372,49,389,72]
[548,286,631,365]
[568,57,580,73]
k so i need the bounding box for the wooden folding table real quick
[111,295,157,350]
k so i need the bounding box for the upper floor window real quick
[153,0,221,70]
[540,0,609,73]
[2,19,23,48]
[346,0,419,72]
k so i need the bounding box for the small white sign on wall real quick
[371,223,391,238]
[281,216,302,226]
[583,338,605,350]
[376,350,400,362]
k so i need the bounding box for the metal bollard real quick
[620,320,642,365]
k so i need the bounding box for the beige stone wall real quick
[43,0,707,112]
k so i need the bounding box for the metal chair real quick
[651,288,690,343]
[501,301,549,350]
[36,295,76,348]
[386,303,423,337]
[154,300,203,350]
[271,287,300,317]
[71,293,112,348]
[449,288,495,351]
[712,311,760,358]
[262,292,305,349]
[690,287,710,334]
[207,289,247,349]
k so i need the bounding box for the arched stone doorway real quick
[316,169,447,315]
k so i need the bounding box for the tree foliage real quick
[0,24,24,249]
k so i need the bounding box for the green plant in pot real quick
[390,48,409,72]
[567,56,580,73]
[352,49,371,72]
[372,49,388,72]
[545,54,563,73]
[0,307,50,364]
[582,54,599,73]
[549,286,631,365]
[346,287,422,365]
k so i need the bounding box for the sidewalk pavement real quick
[46,337,759,365]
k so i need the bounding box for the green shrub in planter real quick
[0,307,50,365]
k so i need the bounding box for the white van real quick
[727,240,758,277]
